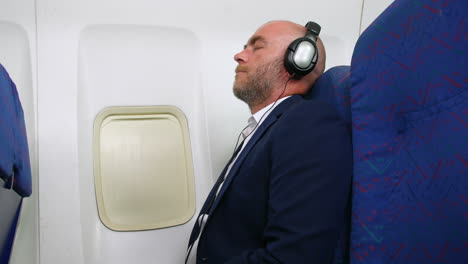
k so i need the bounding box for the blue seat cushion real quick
[0,64,32,197]
[307,65,353,264]
[308,65,352,127]
[349,0,468,263]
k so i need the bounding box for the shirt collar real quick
[252,96,291,126]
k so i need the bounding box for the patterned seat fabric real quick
[349,0,467,263]
[308,66,353,264]
[308,65,352,126]
[0,63,32,197]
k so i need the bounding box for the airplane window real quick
[93,106,195,231]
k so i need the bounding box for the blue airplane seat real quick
[307,65,353,264]
[308,65,352,127]
[0,63,32,197]
[349,0,467,263]
[0,63,32,263]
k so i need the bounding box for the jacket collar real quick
[207,95,302,216]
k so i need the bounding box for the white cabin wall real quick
[360,0,395,34]
[0,1,39,264]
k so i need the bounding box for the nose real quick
[234,49,248,63]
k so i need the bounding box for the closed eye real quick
[246,35,267,51]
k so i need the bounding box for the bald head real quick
[257,20,326,90]
[233,20,326,113]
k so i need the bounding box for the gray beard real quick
[233,59,283,108]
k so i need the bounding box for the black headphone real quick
[284,21,321,79]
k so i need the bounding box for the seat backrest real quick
[349,0,467,263]
[0,63,32,197]
[308,65,353,264]
[0,63,32,263]
[307,65,352,127]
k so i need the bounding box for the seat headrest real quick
[307,65,352,126]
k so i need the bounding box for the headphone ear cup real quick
[284,38,303,77]
[284,37,318,78]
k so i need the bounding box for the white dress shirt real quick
[186,96,291,264]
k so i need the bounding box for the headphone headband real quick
[305,21,321,42]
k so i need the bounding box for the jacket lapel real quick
[207,95,301,216]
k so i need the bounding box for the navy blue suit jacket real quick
[189,95,353,263]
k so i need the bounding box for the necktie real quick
[185,117,257,263]
[185,140,245,263]
[241,117,257,139]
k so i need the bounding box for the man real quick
[186,20,352,264]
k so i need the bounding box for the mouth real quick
[235,66,248,74]
[235,71,247,79]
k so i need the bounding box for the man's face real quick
[232,24,288,107]
[233,56,283,107]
